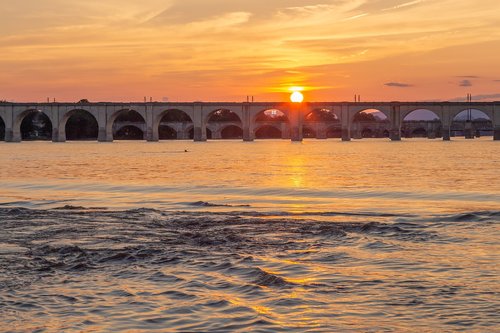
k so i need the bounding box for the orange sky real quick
[1,0,500,102]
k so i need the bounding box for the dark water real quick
[0,140,499,332]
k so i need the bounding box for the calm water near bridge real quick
[0,139,499,332]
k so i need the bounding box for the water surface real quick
[0,139,499,332]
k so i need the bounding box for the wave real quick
[0,206,498,331]
[251,268,294,288]
[1,206,495,279]
[188,201,251,208]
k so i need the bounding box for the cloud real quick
[457,75,479,78]
[147,0,329,24]
[385,82,413,87]
[470,93,500,100]
[459,79,473,87]
[382,0,424,12]
[449,93,500,101]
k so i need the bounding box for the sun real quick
[290,91,304,103]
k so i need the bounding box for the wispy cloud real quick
[382,0,424,12]
[457,75,480,78]
[342,13,369,22]
[385,82,413,88]
[450,93,500,101]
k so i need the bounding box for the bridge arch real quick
[304,108,338,139]
[115,125,144,140]
[451,109,493,137]
[156,109,193,140]
[205,109,243,140]
[350,109,390,139]
[451,108,493,122]
[402,109,442,138]
[159,125,177,140]
[303,126,316,139]
[349,107,391,124]
[157,108,193,123]
[401,108,442,121]
[205,108,243,124]
[361,128,374,138]
[254,108,289,123]
[254,124,283,139]
[61,109,99,141]
[305,108,339,122]
[253,109,289,139]
[411,127,428,137]
[220,124,243,139]
[16,109,54,141]
[108,109,146,141]
[403,109,441,121]
[326,125,342,138]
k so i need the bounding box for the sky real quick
[1,0,500,102]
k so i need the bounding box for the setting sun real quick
[290,91,304,103]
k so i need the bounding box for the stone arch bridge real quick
[1,101,499,142]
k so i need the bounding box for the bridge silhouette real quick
[1,101,499,142]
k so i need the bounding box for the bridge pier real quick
[494,126,500,140]
[340,129,349,141]
[341,106,350,141]
[341,128,350,141]
[10,130,22,143]
[426,123,434,139]
[104,127,114,142]
[52,128,65,142]
[57,127,67,142]
[390,129,401,141]
[464,121,474,139]
[390,105,401,141]
[243,127,253,141]
[352,123,362,139]
[146,127,156,142]
[290,128,302,141]
[193,103,206,141]
[193,127,206,142]
[97,128,107,142]
[289,104,303,142]
[151,126,160,141]
[4,129,14,142]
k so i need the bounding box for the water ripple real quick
[0,207,498,332]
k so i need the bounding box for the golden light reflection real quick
[226,295,272,316]
[287,156,305,187]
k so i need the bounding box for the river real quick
[0,139,499,332]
